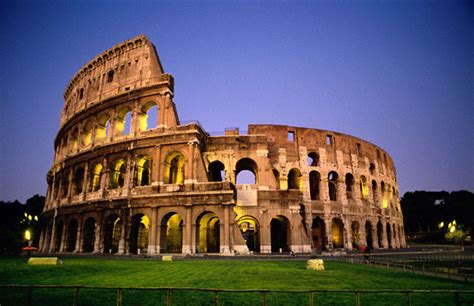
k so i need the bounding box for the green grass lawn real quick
[0,257,473,305]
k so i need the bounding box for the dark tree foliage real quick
[401,190,473,243]
[0,195,45,255]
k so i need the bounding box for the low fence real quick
[1,285,473,306]
[332,251,474,283]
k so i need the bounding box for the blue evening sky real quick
[1,1,473,202]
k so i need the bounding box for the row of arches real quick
[58,101,159,157]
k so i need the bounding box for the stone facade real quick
[39,35,406,255]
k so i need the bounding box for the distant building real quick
[39,35,405,255]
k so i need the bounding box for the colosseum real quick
[38,35,406,256]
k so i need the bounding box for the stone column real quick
[82,163,89,201]
[359,220,367,247]
[344,219,353,250]
[183,206,193,254]
[320,176,329,202]
[381,222,388,249]
[101,157,108,191]
[337,180,347,205]
[260,211,271,253]
[74,217,82,252]
[325,216,333,250]
[152,145,161,184]
[147,208,157,254]
[221,204,232,255]
[59,221,67,252]
[93,213,102,253]
[372,223,379,249]
[118,210,128,254]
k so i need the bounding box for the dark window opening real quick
[288,131,295,142]
[369,163,376,175]
[307,152,319,167]
[208,161,225,182]
[107,70,114,83]
[356,143,361,155]
[326,135,333,145]
[79,88,84,99]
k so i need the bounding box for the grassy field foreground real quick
[0,257,473,305]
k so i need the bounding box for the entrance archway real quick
[82,217,96,253]
[66,219,78,252]
[331,218,344,248]
[377,221,383,248]
[160,212,183,253]
[270,216,290,252]
[54,220,64,252]
[311,217,326,251]
[386,223,392,248]
[351,221,360,249]
[365,221,373,248]
[103,214,121,254]
[237,216,260,252]
[129,214,149,254]
[196,212,220,253]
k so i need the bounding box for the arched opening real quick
[73,167,84,195]
[235,158,258,184]
[54,220,64,252]
[270,216,290,252]
[115,108,132,136]
[381,182,387,208]
[138,102,159,131]
[196,212,220,253]
[360,176,369,200]
[66,219,78,252]
[332,218,344,248]
[386,223,392,248]
[309,171,320,200]
[272,169,280,189]
[208,160,225,182]
[82,217,96,253]
[135,156,152,186]
[288,168,302,190]
[60,172,70,198]
[311,217,326,251]
[129,214,149,254]
[328,171,338,201]
[81,120,93,146]
[377,221,383,248]
[307,152,319,167]
[369,163,376,175]
[371,180,377,204]
[351,221,360,249]
[109,159,126,189]
[365,221,373,249]
[103,214,121,254]
[237,216,260,252]
[160,213,183,253]
[90,163,103,192]
[95,114,111,141]
[345,173,354,200]
[164,152,185,184]
[70,128,78,152]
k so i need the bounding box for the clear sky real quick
[1,1,473,202]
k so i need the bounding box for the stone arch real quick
[138,101,159,131]
[196,211,220,253]
[360,176,369,200]
[90,163,103,192]
[331,218,344,248]
[70,128,79,152]
[386,223,392,248]
[66,219,78,252]
[82,217,96,253]
[235,158,258,184]
[164,151,185,184]
[60,171,70,198]
[371,180,378,204]
[369,163,376,175]
[54,219,64,252]
[129,213,149,254]
[311,217,326,251]
[95,112,111,141]
[237,215,260,252]
[160,212,183,253]
[109,159,126,189]
[208,160,225,182]
[351,221,360,249]
[103,214,121,254]
[377,221,384,248]
[73,167,85,195]
[270,215,290,252]
[115,106,132,136]
[307,152,319,167]
[288,168,302,190]
[345,173,354,200]
[309,171,320,200]
[328,171,339,201]
[81,120,93,146]
[272,169,280,189]
[365,220,374,249]
[134,155,152,186]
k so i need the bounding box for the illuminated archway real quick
[81,120,93,146]
[351,221,360,249]
[311,217,325,251]
[135,156,152,186]
[114,107,132,136]
[90,163,103,192]
[109,159,126,189]
[196,211,220,253]
[237,216,260,252]
[288,168,302,190]
[360,176,369,200]
[137,102,159,131]
[160,212,183,253]
[164,152,185,184]
[270,216,290,252]
[95,113,111,141]
[332,218,344,248]
[103,214,121,254]
[82,217,96,253]
[129,214,149,254]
